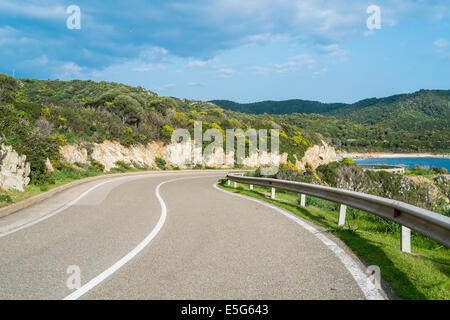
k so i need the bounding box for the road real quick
[0,171,385,300]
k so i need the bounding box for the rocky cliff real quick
[60,140,292,171]
[0,144,31,191]
[295,140,337,170]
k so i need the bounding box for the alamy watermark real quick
[366,265,381,290]
[171,121,280,175]
[66,265,81,290]
[366,5,382,30]
[66,5,81,30]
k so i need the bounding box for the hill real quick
[212,90,450,128]
[1,74,449,186]
[212,90,450,153]
[327,90,450,130]
[210,99,346,115]
[0,74,324,185]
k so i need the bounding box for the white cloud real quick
[158,83,176,91]
[313,68,328,77]
[317,43,348,57]
[274,54,316,73]
[188,82,205,87]
[363,30,375,37]
[242,33,284,45]
[55,62,84,79]
[133,63,165,72]
[0,1,66,20]
[216,68,235,78]
[434,38,448,50]
[22,55,49,67]
[249,66,269,75]
[139,47,169,60]
[187,60,211,68]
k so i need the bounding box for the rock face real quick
[0,144,31,191]
[296,140,337,170]
[60,145,89,165]
[60,140,288,172]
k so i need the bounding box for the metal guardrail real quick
[226,173,450,251]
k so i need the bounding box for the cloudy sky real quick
[0,0,449,103]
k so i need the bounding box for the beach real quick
[338,152,450,159]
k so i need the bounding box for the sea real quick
[354,158,450,171]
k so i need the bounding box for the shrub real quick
[161,125,175,140]
[431,166,448,174]
[155,157,167,170]
[115,160,131,170]
[341,157,355,165]
[90,160,105,172]
[0,195,13,203]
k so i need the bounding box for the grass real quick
[219,181,450,300]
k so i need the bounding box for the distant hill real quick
[211,90,450,153]
[210,99,347,115]
[326,90,450,130]
[211,90,450,130]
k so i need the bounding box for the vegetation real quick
[213,90,450,153]
[218,180,450,300]
[0,74,324,186]
[256,160,449,215]
[0,74,448,212]
[210,99,346,115]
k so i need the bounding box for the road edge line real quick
[213,183,385,300]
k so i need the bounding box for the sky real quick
[0,0,449,103]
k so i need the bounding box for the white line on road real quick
[0,177,130,239]
[0,172,220,238]
[214,183,385,300]
[64,174,224,300]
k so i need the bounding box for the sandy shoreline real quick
[338,152,450,159]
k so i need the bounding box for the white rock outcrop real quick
[59,145,89,165]
[0,144,31,191]
[296,140,337,170]
[59,140,288,172]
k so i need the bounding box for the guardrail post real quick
[233,181,237,188]
[271,187,275,199]
[338,204,347,226]
[249,184,253,190]
[227,180,230,186]
[401,226,411,253]
[300,194,306,207]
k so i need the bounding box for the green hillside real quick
[211,90,450,130]
[212,90,450,153]
[210,99,346,115]
[1,74,449,186]
[0,74,323,184]
[327,89,450,130]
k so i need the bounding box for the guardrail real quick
[226,173,450,252]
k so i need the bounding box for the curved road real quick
[0,171,386,300]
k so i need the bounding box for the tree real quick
[0,74,19,104]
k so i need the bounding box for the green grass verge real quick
[219,181,450,300]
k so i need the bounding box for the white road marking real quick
[214,183,385,300]
[0,172,218,238]
[64,174,224,300]
[0,177,129,239]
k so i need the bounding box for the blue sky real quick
[0,0,449,103]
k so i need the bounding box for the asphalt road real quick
[0,171,385,300]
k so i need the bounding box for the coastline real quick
[338,152,450,159]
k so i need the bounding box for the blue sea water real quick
[354,158,450,171]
